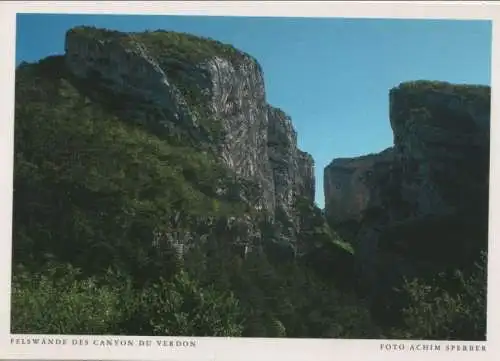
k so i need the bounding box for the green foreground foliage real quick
[11,36,487,340]
[390,251,487,340]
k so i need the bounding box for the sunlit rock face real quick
[64,26,315,246]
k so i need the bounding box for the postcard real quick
[0,1,498,361]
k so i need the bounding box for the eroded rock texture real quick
[64,26,314,249]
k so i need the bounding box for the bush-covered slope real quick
[12,39,375,338]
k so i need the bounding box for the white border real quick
[0,1,498,361]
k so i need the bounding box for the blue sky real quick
[16,14,492,208]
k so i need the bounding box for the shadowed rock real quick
[324,80,490,315]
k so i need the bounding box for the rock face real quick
[324,81,490,308]
[267,106,316,239]
[64,26,314,246]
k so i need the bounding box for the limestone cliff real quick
[63,26,314,247]
[324,147,394,225]
[324,80,490,310]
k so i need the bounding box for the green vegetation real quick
[392,80,490,99]
[70,25,249,65]
[12,264,244,336]
[390,251,487,340]
[390,80,491,131]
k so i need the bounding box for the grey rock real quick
[65,29,195,128]
[324,147,394,224]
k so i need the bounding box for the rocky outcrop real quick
[324,147,394,225]
[389,82,490,221]
[297,150,315,201]
[267,106,315,221]
[64,26,314,246]
[324,80,490,308]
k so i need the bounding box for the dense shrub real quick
[391,251,487,340]
[11,263,128,334]
[11,264,244,336]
